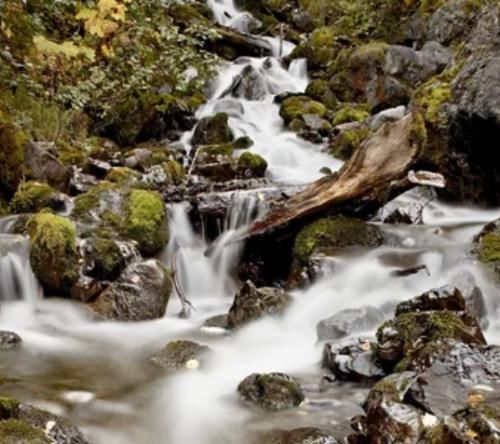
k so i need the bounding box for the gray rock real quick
[227,12,261,34]
[88,259,172,321]
[24,142,71,191]
[317,306,385,341]
[395,285,466,316]
[191,113,234,146]
[151,340,211,371]
[426,0,477,45]
[237,372,304,411]
[370,106,406,130]
[213,98,245,117]
[257,427,339,444]
[225,65,267,101]
[0,331,22,350]
[227,281,292,329]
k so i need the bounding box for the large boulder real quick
[191,113,234,146]
[27,212,79,295]
[225,64,267,101]
[317,306,385,341]
[227,281,292,329]
[88,260,172,321]
[237,372,304,411]
[10,181,64,214]
[394,285,466,316]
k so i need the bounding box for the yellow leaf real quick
[75,8,97,20]
[101,43,114,58]
[33,35,95,61]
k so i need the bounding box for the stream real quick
[1,1,500,443]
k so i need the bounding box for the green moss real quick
[27,212,79,293]
[88,238,124,281]
[0,397,20,420]
[0,117,27,195]
[10,181,58,214]
[0,419,49,444]
[162,160,185,185]
[124,189,168,256]
[293,216,384,264]
[232,136,254,149]
[72,181,119,221]
[192,113,234,146]
[329,127,369,160]
[199,144,234,157]
[414,80,452,129]
[0,198,9,216]
[280,96,327,123]
[238,152,268,176]
[477,233,500,264]
[105,168,141,186]
[332,104,370,126]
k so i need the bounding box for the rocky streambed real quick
[2,0,500,443]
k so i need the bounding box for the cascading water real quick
[1,1,500,444]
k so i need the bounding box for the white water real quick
[1,2,500,444]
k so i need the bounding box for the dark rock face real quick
[89,260,172,321]
[237,372,304,411]
[322,338,385,382]
[227,281,292,329]
[191,112,234,146]
[151,340,211,371]
[24,142,71,192]
[0,331,22,350]
[225,64,267,101]
[317,306,385,341]
[394,285,466,316]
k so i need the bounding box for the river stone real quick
[394,285,466,316]
[322,338,385,382]
[317,306,385,341]
[406,342,500,417]
[202,314,229,329]
[213,98,245,117]
[88,259,172,321]
[191,113,234,146]
[370,106,406,131]
[256,427,339,444]
[226,65,267,101]
[237,372,304,411]
[227,281,292,329]
[151,340,211,371]
[450,271,488,327]
[0,331,22,350]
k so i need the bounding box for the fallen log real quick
[247,113,427,238]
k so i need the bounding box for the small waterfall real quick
[166,192,267,306]
[0,234,41,304]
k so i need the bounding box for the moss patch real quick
[238,152,268,177]
[124,189,168,256]
[329,126,369,160]
[280,96,327,123]
[10,181,58,214]
[332,104,370,126]
[27,212,79,293]
[0,419,49,444]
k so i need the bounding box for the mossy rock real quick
[27,212,79,294]
[474,218,500,281]
[332,104,370,126]
[87,238,125,281]
[0,117,27,195]
[71,181,121,227]
[9,181,60,214]
[238,152,268,177]
[305,79,339,110]
[162,159,185,185]
[0,397,20,420]
[329,126,369,160]
[124,189,168,256]
[293,216,384,265]
[105,167,141,186]
[0,198,9,216]
[280,96,327,124]
[191,113,234,146]
[0,419,50,444]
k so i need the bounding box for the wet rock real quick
[237,152,268,178]
[0,419,51,444]
[256,427,339,444]
[27,212,79,295]
[0,331,22,350]
[407,342,500,417]
[88,259,172,321]
[227,281,292,329]
[191,112,234,146]
[24,142,71,192]
[474,218,500,281]
[224,65,267,101]
[292,10,315,33]
[84,158,112,179]
[237,373,304,411]
[376,311,486,372]
[395,285,466,316]
[370,106,406,131]
[210,26,273,60]
[70,275,103,303]
[213,98,245,117]
[202,314,229,329]
[450,271,488,327]
[69,170,98,195]
[362,372,419,412]
[317,306,385,341]
[151,340,211,371]
[322,338,386,382]
[227,12,261,34]
[280,96,327,124]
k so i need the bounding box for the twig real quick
[187,146,202,178]
[171,252,195,318]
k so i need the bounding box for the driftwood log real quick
[247,113,426,238]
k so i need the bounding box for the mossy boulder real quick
[237,152,268,178]
[151,340,211,372]
[9,181,62,214]
[162,159,185,185]
[0,117,26,195]
[329,125,369,160]
[280,96,327,124]
[0,397,20,420]
[376,311,486,372]
[105,167,141,186]
[27,212,79,294]
[238,372,304,411]
[87,238,126,281]
[305,79,338,110]
[332,104,370,126]
[191,113,234,146]
[124,189,168,256]
[473,218,500,281]
[293,216,384,265]
[0,419,50,444]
